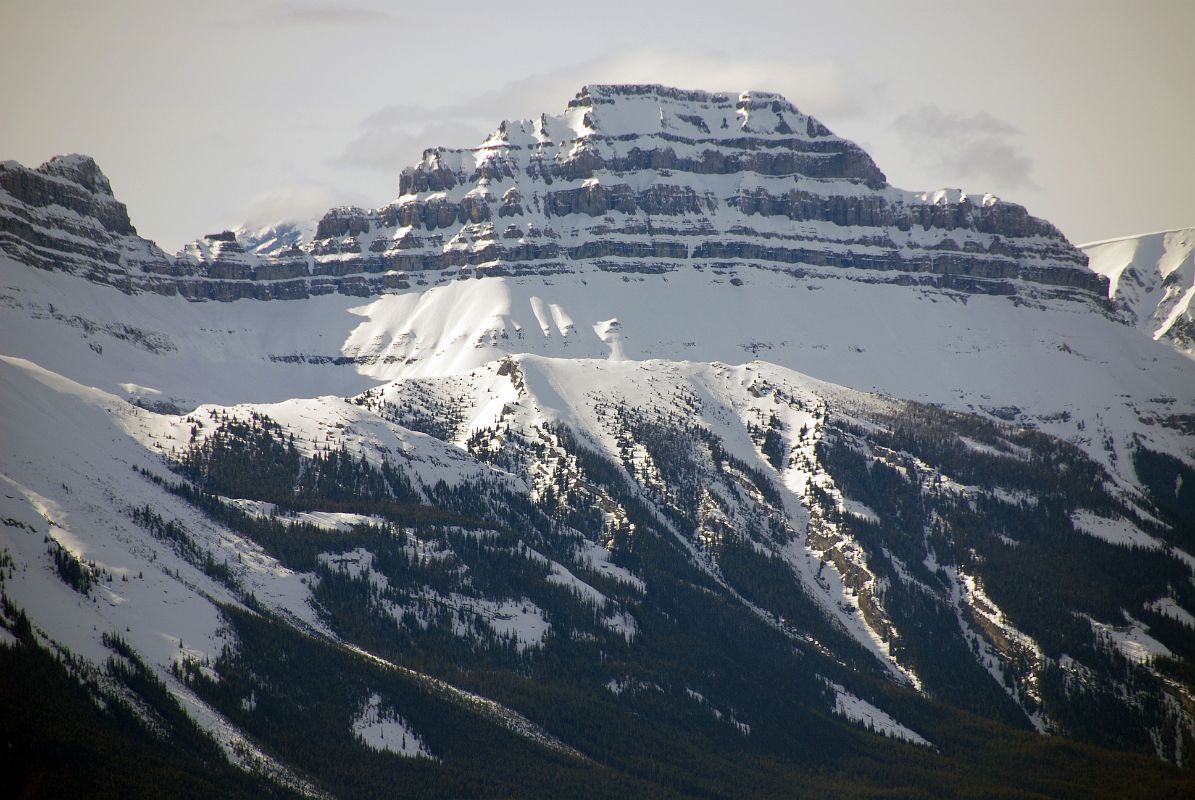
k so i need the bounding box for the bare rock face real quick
[11,154,128,229]
[0,155,163,279]
[1,85,1104,301]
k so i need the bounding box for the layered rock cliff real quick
[2,85,1104,302]
[0,154,171,282]
[344,85,1095,293]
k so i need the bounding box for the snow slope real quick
[5,252,1193,486]
[1082,227,1195,355]
[0,353,582,772]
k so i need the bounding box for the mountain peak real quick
[36,153,115,197]
[0,153,152,275]
[562,83,845,144]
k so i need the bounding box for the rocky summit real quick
[0,155,162,274]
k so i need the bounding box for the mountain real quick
[306,84,1096,294]
[0,153,172,276]
[2,85,1194,798]
[1082,228,1195,354]
[4,85,1101,301]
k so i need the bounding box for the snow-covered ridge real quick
[1082,227,1195,355]
[561,83,843,142]
[3,297,1195,772]
[3,244,1193,492]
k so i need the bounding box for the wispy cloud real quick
[237,181,372,230]
[260,2,397,27]
[332,48,888,176]
[892,104,1036,190]
[574,48,888,123]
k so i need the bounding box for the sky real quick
[1,0,1191,252]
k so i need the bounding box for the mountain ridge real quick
[1082,227,1195,354]
[1,84,1103,302]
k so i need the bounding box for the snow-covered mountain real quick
[1083,227,1195,355]
[305,84,1096,293]
[3,85,1101,301]
[2,86,1194,798]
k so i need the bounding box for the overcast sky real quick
[2,0,1191,252]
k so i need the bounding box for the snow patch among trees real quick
[352,693,434,759]
[827,682,930,747]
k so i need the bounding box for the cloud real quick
[237,181,372,230]
[334,118,494,179]
[332,48,888,176]
[260,2,397,27]
[573,48,888,123]
[892,104,1036,190]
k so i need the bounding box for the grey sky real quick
[2,0,1191,251]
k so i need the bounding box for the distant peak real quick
[571,84,734,105]
[570,83,803,113]
[560,83,831,141]
[36,154,114,196]
[1077,225,1195,250]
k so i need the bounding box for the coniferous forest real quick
[5,392,1194,798]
